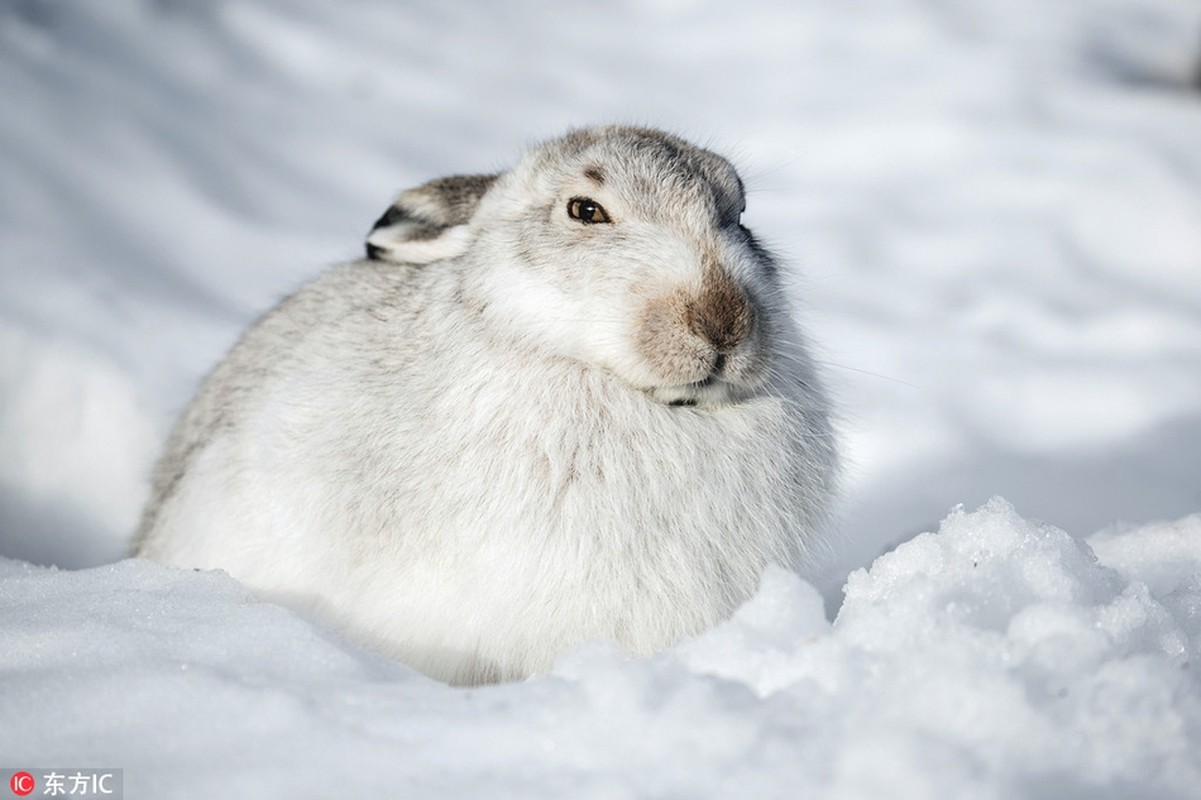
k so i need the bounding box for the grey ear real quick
[366,173,499,264]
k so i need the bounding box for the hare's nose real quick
[686,272,752,354]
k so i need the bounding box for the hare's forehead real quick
[521,139,745,213]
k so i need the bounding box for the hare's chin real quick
[648,377,752,409]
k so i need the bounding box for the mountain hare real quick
[136,126,837,685]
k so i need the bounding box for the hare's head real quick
[370,126,791,407]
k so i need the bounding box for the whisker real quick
[812,361,919,388]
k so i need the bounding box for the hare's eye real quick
[567,197,611,224]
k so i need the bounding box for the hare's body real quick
[138,127,836,684]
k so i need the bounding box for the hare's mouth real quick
[636,347,767,408]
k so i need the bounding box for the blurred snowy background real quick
[3,0,1200,591]
[2,1,1201,797]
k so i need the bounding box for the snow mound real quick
[2,499,1197,799]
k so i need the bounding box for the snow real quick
[2,500,1199,798]
[2,0,1201,797]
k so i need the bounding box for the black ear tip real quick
[371,204,408,232]
[366,242,386,260]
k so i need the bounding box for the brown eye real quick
[567,197,611,224]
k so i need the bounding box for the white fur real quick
[136,126,837,685]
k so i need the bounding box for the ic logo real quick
[9,772,35,797]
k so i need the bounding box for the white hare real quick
[136,126,837,685]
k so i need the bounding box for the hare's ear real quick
[365,173,499,264]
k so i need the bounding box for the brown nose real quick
[686,273,753,354]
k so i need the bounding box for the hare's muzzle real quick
[635,259,762,405]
